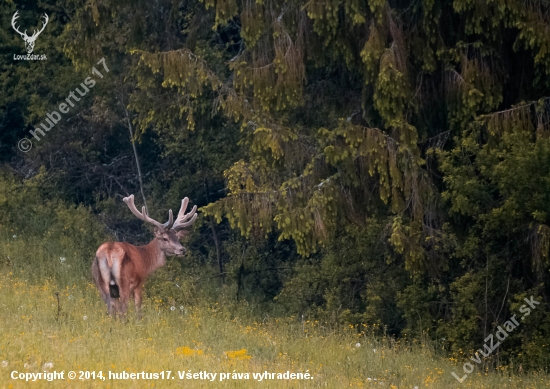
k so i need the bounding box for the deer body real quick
[92,240,163,317]
[92,195,197,317]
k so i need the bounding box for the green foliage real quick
[441,100,550,272]
[3,0,550,373]
[277,222,406,332]
[0,170,107,284]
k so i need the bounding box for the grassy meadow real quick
[0,229,549,389]
[5,0,550,387]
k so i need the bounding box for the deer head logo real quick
[11,11,49,54]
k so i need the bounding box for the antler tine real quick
[162,209,174,229]
[123,195,165,230]
[172,197,198,231]
[123,195,143,219]
[32,13,48,38]
[11,11,28,38]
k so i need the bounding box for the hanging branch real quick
[124,107,148,214]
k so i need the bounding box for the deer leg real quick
[92,257,114,316]
[107,296,118,316]
[134,285,143,319]
[92,258,110,306]
[98,289,109,305]
[94,255,121,316]
[118,287,130,317]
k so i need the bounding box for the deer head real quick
[11,11,49,54]
[123,195,197,256]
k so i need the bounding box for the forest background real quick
[1,0,549,375]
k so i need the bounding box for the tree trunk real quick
[204,177,224,283]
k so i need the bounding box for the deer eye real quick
[163,237,169,242]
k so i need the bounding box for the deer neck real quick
[143,239,167,275]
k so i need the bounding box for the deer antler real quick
[30,13,48,40]
[172,197,198,231]
[123,195,173,231]
[11,11,28,39]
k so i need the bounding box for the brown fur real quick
[92,229,187,318]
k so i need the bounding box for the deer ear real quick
[153,227,163,236]
[175,229,189,239]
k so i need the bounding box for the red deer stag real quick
[92,195,197,317]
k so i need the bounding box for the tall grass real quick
[1,233,549,388]
[0,174,548,388]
